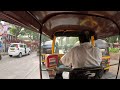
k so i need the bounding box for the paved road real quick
[0,52,40,79]
[102,60,120,79]
[0,52,120,79]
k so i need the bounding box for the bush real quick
[109,48,119,53]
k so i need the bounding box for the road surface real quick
[0,52,120,79]
[0,52,40,79]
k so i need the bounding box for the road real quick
[102,60,120,79]
[0,52,40,79]
[0,52,120,79]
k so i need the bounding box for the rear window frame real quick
[10,44,18,48]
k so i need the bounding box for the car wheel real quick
[104,69,109,73]
[9,55,12,57]
[18,53,22,58]
[42,62,45,65]
[28,51,30,55]
[0,54,2,60]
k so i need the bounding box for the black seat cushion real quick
[69,67,104,79]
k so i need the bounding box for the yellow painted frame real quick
[91,36,95,47]
[52,36,56,54]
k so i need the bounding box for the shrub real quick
[109,48,119,53]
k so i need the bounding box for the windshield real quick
[55,37,79,54]
[55,37,110,56]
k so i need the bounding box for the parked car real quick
[42,40,52,54]
[37,40,59,55]
[8,43,31,58]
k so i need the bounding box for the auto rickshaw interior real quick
[40,14,120,79]
[0,11,120,79]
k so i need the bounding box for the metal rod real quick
[38,26,43,79]
[116,47,120,79]
[115,24,120,79]
[109,63,119,66]
[26,11,43,26]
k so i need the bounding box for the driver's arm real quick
[96,48,102,66]
[60,49,72,67]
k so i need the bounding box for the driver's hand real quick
[59,60,63,64]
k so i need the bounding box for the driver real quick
[60,30,102,69]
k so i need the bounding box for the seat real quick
[69,66,104,79]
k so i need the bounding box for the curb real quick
[1,53,8,56]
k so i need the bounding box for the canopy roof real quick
[0,11,120,39]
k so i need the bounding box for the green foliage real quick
[9,25,22,37]
[109,48,119,53]
[22,28,40,41]
[41,34,50,42]
[9,25,40,41]
[69,37,79,45]
[105,35,119,43]
[9,24,51,42]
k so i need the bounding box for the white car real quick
[8,43,31,58]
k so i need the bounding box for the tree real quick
[105,35,119,43]
[20,28,40,41]
[41,34,50,42]
[18,28,50,42]
[60,37,64,46]
[69,37,79,45]
[9,25,23,38]
[9,25,39,41]
[9,23,50,42]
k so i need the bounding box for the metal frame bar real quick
[38,26,43,79]
[52,36,56,54]
[26,11,43,27]
[116,39,120,79]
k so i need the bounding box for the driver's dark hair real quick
[79,30,97,43]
